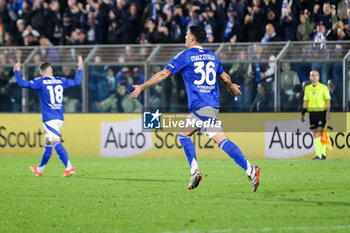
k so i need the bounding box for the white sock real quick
[245,160,252,176]
[66,160,73,170]
[37,165,45,173]
[190,158,198,174]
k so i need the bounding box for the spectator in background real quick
[297,10,314,41]
[31,53,42,77]
[172,4,188,43]
[242,0,266,42]
[285,84,303,112]
[342,8,350,38]
[248,43,276,98]
[187,5,201,28]
[280,62,300,97]
[199,9,214,43]
[97,66,117,102]
[204,7,219,42]
[313,2,337,31]
[77,28,88,45]
[279,4,297,41]
[28,0,55,39]
[265,8,280,36]
[145,17,161,43]
[15,19,26,46]
[338,0,350,21]
[89,55,105,111]
[20,0,33,25]
[4,32,17,46]
[50,0,64,45]
[228,48,253,111]
[327,79,342,111]
[97,82,142,113]
[143,0,163,24]
[62,11,76,45]
[22,24,40,40]
[66,28,80,45]
[39,35,59,62]
[61,66,81,113]
[126,3,142,44]
[7,73,22,112]
[159,23,173,43]
[305,16,333,84]
[150,84,163,110]
[222,5,239,43]
[250,82,272,112]
[261,23,282,43]
[0,67,11,112]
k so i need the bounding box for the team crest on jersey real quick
[312,91,315,95]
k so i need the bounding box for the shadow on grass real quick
[75,176,183,183]
[218,195,350,206]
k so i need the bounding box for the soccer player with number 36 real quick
[131,26,260,191]
[13,56,83,177]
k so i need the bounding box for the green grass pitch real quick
[1,156,350,233]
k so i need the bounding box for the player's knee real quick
[50,138,61,145]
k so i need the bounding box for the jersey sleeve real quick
[62,70,82,88]
[303,86,310,101]
[164,50,189,75]
[217,59,224,76]
[324,86,331,101]
[14,70,41,89]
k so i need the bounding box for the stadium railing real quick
[0,42,349,113]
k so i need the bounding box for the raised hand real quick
[77,55,83,70]
[13,62,21,72]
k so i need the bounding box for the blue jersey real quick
[14,70,82,122]
[165,46,224,112]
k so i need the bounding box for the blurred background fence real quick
[1,41,350,113]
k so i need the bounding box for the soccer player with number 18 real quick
[131,26,260,192]
[13,56,83,177]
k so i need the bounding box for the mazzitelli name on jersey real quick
[190,54,216,62]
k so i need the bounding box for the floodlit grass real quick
[0,156,349,233]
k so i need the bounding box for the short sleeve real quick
[324,86,331,100]
[303,86,309,101]
[217,60,224,76]
[165,50,189,75]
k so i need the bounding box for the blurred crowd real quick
[1,0,349,113]
[1,0,350,46]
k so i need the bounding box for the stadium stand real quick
[1,1,350,113]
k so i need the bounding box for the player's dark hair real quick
[40,62,52,72]
[189,26,207,44]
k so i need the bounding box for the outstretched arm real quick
[65,56,83,87]
[219,72,241,96]
[130,69,171,99]
[13,62,38,88]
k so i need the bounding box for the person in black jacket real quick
[250,82,272,112]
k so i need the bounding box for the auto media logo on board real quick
[265,119,314,159]
[143,109,161,129]
[143,109,222,131]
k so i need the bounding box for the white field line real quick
[162,224,350,233]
